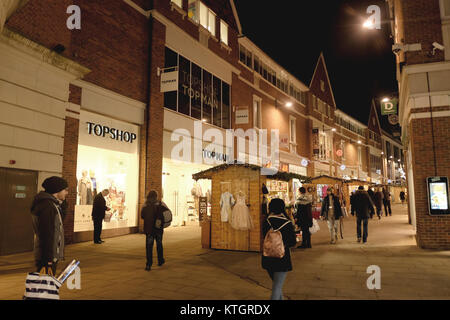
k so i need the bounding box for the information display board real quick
[426,177,450,216]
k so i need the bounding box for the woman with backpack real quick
[262,198,297,300]
[141,190,168,271]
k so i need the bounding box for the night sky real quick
[234,0,398,125]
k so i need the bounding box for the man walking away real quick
[31,176,69,274]
[141,190,166,271]
[382,187,392,216]
[92,189,110,244]
[374,188,384,220]
[320,187,343,244]
[351,186,375,243]
[294,187,313,249]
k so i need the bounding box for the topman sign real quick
[87,122,137,143]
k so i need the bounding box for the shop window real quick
[191,62,202,120]
[253,96,262,130]
[178,55,191,116]
[171,0,183,8]
[213,76,222,127]
[220,20,228,45]
[202,69,212,124]
[222,82,230,129]
[289,116,297,153]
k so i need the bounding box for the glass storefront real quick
[164,47,231,129]
[74,111,139,232]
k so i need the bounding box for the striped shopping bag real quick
[23,271,62,300]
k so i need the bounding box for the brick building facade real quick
[388,0,450,249]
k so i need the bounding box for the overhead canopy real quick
[192,163,311,183]
[308,175,345,184]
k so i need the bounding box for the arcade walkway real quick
[0,204,449,300]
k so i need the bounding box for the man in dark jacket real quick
[262,198,297,300]
[382,187,392,216]
[92,189,110,244]
[141,190,167,271]
[31,176,68,274]
[320,187,343,244]
[294,187,313,249]
[351,186,375,243]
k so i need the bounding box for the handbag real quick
[104,212,112,222]
[23,267,62,300]
[309,218,320,234]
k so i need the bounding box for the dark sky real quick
[234,0,398,124]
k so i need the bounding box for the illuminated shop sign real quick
[87,122,137,143]
[202,149,229,162]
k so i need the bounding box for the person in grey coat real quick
[31,176,68,274]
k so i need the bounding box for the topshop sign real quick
[87,122,137,144]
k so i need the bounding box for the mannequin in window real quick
[78,170,93,205]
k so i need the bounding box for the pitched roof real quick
[309,52,337,108]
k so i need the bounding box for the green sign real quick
[381,98,398,115]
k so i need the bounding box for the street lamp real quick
[285,102,293,108]
[363,19,374,29]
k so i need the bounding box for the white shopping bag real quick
[309,218,320,234]
[23,272,61,300]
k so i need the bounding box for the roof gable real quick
[309,53,337,109]
[368,100,382,135]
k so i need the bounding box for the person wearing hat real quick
[31,176,69,274]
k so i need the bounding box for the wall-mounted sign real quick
[160,70,179,92]
[235,107,249,125]
[381,98,398,115]
[16,186,26,191]
[388,114,399,125]
[336,149,343,157]
[202,149,229,163]
[87,122,137,144]
[301,159,308,167]
[280,134,289,150]
[340,164,346,171]
[427,177,450,215]
[15,193,26,199]
[199,197,208,222]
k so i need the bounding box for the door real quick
[0,168,38,255]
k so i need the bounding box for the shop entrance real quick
[0,168,37,255]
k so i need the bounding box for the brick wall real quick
[62,115,80,245]
[410,116,450,249]
[400,0,445,65]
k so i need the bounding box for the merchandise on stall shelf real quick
[220,191,235,222]
[230,191,253,231]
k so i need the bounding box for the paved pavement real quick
[1,204,449,300]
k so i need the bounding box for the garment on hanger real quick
[220,192,235,222]
[230,192,253,231]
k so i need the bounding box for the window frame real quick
[171,0,183,8]
[289,115,297,154]
[220,20,229,45]
[253,95,262,130]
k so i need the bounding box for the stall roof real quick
[192,163,311,182]
[309,175,346,183]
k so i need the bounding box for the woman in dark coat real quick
[262,198,297,300]
[374,188,384,219]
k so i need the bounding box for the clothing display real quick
[220,192,235,222]
[230,192,253,231]
[78,175,93,205]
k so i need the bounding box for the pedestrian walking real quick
[374,187,384,220]
[320,187,343,244]
[141,190,167,271]
[351,186,375,243]
[382,187,392,216]
[294,187,313,249]
[368,187,376,205]
[400,191,406,204]
[262,198,297,300]
[30,176,69,275]
[92,189,111,244]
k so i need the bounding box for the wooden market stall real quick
[193,163,310,252]
[303,175,347,218]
